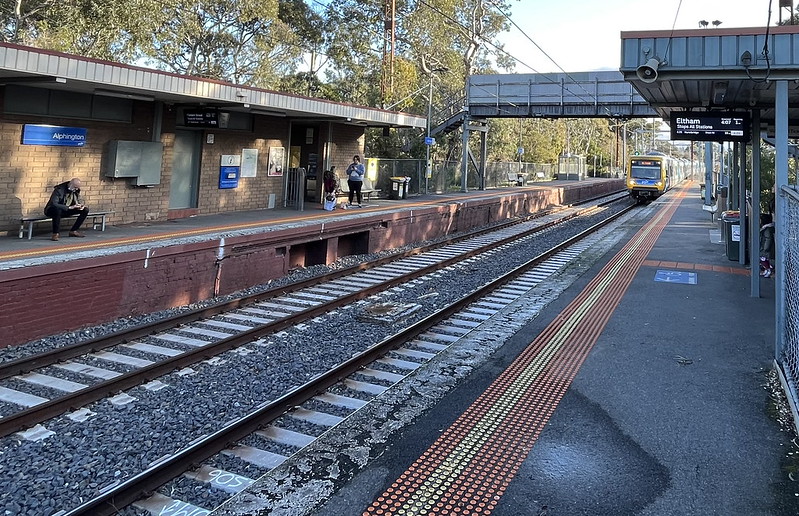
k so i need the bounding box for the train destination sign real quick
[184,109,219,128]
[669,111,750,142]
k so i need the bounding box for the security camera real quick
[636,58,660,84]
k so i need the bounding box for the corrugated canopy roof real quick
[621,25,799,135]
[0,43,427,130]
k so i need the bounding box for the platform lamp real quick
[425,66,448,195]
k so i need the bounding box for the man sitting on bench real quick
[44,177,89,241]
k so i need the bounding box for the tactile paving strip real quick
[364,187,687,515]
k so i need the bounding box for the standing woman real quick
[346,155,365,206]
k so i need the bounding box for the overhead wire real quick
[415,0,601,110]
[310,0,529,116]
[483,0,603,108]
[661,0,683,66]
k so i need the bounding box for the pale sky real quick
[497,0,784,73]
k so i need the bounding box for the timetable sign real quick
[670,111,750,142]
[184,109,219,127]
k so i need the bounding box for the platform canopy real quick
[620,25,799,134]
[0,43,426,130]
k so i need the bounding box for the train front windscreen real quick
[630,159,661,180]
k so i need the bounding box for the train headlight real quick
[655,181,663,187]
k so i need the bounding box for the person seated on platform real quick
[346,155,365,206]
[323,166,339,197]
[44,177,89,241]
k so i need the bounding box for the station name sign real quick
[670,111,750,142]
[22,124,87,146]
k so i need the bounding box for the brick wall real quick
[0,105,366,234]
[194,116,291,215]
[330,124,366,171]
[0,103,157,232]
[0,180,624,348]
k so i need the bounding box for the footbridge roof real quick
[466,71,657,119]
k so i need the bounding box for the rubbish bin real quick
[721,210,740,261]
[389,177,406,200]
[402,177,411,199]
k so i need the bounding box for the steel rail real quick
[62,203,635,516]
[0,193,624,382]
[0,199,625,439]
[0,216,532,381]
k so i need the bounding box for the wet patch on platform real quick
[494,389,669,516]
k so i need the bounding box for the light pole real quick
[425,66,447,195]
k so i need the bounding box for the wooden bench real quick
[19,211,114,240]
[336,175,381,203]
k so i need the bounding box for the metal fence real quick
[284,167,305,210]
[369,159,557,196]
[777,186,799,420]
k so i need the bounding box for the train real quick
[626,152,690,202]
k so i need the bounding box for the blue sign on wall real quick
[219,166,240,189]
[22,125,87,147]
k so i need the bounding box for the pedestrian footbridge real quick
[433,71,656,136]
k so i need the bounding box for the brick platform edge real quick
[0,180,624,347]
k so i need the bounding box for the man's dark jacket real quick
[45,182,83,214]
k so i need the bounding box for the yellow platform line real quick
[0,190,539,262]
[364,187,687,515]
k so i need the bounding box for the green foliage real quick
[140,0,283,83]
[1,0,52,44]
[3,0,158,61]
[7,0,611,166]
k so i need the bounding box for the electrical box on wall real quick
[104,140,164,186]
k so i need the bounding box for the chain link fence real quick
[778,186,799,416]
[369,159,558,195]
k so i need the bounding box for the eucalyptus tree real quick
[0,0,153,61]
[136,0,285,84]
[318,0,515,109]
[274,0,329,93]
[1,0,47,44]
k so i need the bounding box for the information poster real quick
[241,148,258,177]
[366,158,378,181]
[268,146,285,177]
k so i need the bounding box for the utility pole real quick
[381,0,396,107]
[426,72,433,195]
[424,67,447,194]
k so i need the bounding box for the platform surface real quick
[304,186,793,515]
[0,182,592,269]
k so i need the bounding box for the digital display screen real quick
[184,109,219,127]
[670,111,750,142]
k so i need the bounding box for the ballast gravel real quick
[0,201,635,515]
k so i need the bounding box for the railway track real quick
[1,194,636,515]
[0,194,626,440]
